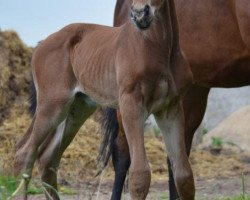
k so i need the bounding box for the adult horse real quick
[13,0,194,199]
[100,0,250,199]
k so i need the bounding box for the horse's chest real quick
[143,75,170,114]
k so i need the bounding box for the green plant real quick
[160,192,168,199]
[241,172,246,199]
[27,186,43,195]
[0,174,44,199]
[211,137,224,148]
[202,127,208,135]
[0,175,17,200]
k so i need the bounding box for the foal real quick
[14,0,194,199]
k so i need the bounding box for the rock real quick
[201,105,250,153]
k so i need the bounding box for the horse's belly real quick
[74,83,119,108]
[72,50,119,107]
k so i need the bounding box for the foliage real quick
[0,175,17,200]
[211,136,224,148]
[0,174,43,199]
[202,127,208,135]
[0,174,79,199]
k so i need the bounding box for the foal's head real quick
[131,0,166,30]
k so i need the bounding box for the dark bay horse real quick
[101,0,250,199]
[13,0,195,199]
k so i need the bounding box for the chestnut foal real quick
[14,0,194,199]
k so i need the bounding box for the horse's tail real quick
[15,78,37,150]
[97,108,119,174]
[29,78,37,115]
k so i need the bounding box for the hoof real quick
[129,170,151,200]
[175,167,195,200]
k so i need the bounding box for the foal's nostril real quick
[144,5,150,16]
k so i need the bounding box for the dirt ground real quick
[13,176,250,199]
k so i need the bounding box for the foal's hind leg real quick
[14,92,74,178]
[154,102,195,200]
[37,93,96,200]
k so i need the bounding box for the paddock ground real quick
[12,176,250,199]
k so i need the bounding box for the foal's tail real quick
[29,78,37,115]
[16,43,42,151]
[15,78,37,150]
[97,108,119,174]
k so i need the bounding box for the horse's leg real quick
[111,112,130,200]
[154,102,195,200]
[13,92,74,180]
[119,91,150,200]
[37,93,97,200]
[167,85,210,200]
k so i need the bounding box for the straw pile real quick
[0,30,32,124]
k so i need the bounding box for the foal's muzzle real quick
[131,5,153,30]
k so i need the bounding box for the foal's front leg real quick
[154,103,195,200]
[119,89,151,200]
